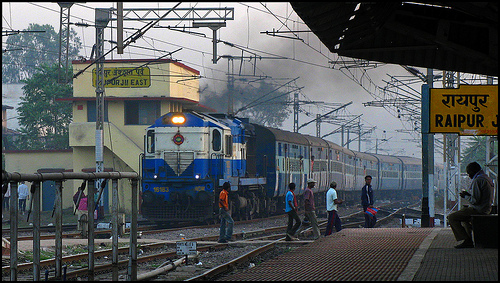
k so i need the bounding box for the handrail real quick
[2,170,139,281]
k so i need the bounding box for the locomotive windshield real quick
[146,129,154,154]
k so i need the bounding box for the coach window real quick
[212,129,221,151]
[225,135,233,156]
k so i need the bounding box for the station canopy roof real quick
[291,2,498,76]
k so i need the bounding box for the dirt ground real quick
[3,207,78,229]
[2,207,137,230]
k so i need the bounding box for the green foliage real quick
[13,64,73,150]
[2,23,82,83]
[200,81,291,127]
[460,136,498,171]
[19,249,55,262]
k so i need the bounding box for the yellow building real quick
[4,59,207,214]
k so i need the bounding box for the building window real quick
[87,100,108,122]
[125,100,160,125]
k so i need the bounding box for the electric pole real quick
[57,2,74,83]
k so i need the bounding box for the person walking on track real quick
[285,182,301,241]
[304,179,321,239]
[325,181,343,236]
[218,182,234,243]
[361,175,376,228]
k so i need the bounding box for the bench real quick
[471,214,498,248]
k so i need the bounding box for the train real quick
[140,111,444,225]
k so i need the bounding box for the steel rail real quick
[186,240,279,281]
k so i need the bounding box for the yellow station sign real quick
[430,85,498,136]
[92,67,151,88]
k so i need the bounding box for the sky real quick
[2,2,495,158]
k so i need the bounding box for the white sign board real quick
[176,241,197,256]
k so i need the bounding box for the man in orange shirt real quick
[218,182,234,243]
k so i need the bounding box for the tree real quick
[2,23,82,83]
[12,64,73,150]
[460,136,498,171]
[200,80,291,128]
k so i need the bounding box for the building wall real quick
[72,59,199,101]
[3,150,75,210]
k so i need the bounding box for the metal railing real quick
[2,171,139,281]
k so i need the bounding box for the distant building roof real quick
[72,58,200,75]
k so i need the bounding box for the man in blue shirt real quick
[361,175,376,228]
[285,183,301,241]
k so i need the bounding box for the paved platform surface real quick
[223,227,498,281]
[412,228,498,281]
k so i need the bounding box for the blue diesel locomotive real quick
[140,111,439,224]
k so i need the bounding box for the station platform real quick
[223,228,498,281]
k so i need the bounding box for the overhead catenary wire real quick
[72,2,182,79]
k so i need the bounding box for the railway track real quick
[4,201,419,281]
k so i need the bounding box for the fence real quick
[2,171,139,281]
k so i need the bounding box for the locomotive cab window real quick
[224,135,233,156]
[146,129,155,153]
[212,129,221,151]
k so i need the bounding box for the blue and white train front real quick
[141,112,234,223]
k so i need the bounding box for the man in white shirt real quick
[325,181,343,236]
[18,181,30,215]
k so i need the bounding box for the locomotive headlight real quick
[195,174,200,179]
[171,114,186,125]
[153,174,158,179]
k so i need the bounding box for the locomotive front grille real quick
[164,151,195,176]
[142,203,213,223]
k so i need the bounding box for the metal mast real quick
[442,71,461,228]
[94,8,110,194]
[421,68,435,227]
[57,2,74,83]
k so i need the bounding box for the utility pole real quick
[358,119,361,151]
[227,58,235,115]
[57,2,74,83]
[94,8,110,217]
[485,76,498,213]
[421,68,434,227]
[442,71,461,228]
[293,92,299,132]
[316,114,321,137]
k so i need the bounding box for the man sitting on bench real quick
[447,162,494,249]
